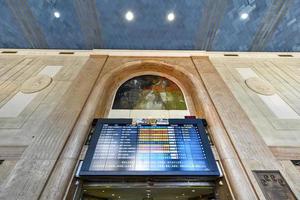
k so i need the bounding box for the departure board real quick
[80,119,219,177]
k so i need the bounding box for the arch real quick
[94,59,205,118]
[90,58,257,199]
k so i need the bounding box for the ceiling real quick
[1,0,300,51]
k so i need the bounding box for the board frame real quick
[79,118,220,178]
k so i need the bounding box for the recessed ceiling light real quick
[167,12,175,21]
[54,11,60,18]
[240,12,249,20]
[125,11,134,21]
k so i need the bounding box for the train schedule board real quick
[80,119,220,178]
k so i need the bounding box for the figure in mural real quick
[112,75,187,110]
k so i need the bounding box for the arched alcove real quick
[89,58,257,199]
[94,60,205,118]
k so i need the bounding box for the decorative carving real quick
[253,170,296,200]
[245,77,275,95]
[20,75,52,94]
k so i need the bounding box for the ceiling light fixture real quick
[125,11,134,21]
[167,12,175,21]
[240,12,249,20]
[54,11,60,18]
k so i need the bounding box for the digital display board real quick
[80,119,219,177]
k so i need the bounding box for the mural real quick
[112,75,187,110]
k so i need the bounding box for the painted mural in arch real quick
[112,75,187,110]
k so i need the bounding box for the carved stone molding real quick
[245,77,275,95]
[20,75,52,94]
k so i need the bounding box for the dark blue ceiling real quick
[1,0,299,51]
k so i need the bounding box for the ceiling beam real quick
[195,0,229,50]
[250,0,292,51]
[5,0,48,48]
[73,0,103,49]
